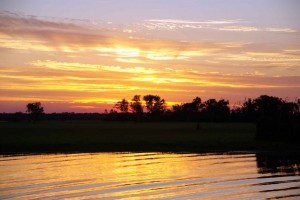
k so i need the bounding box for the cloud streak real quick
[265,28,297,33]
[146,19,239,24]
[0,13,224,57]
[0,12,299,112]
[142,18,297,33]
[214,26,260,32]
[1,12,298,67]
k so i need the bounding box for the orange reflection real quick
[0,153,259,199]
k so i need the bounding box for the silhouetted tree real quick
[201,99,230,122]
[230,107,243,122]
[281,101,299,120]
[249,95,300,141]
[110,109,117,114]
[114,98,129,113]
[241,95,299,122]
[254,95,283,121]
[192,97,202,129]
[183,97,202,114]
[172,104,183,113]
[26,102,44,121]
[172,97,202,128]
[173,97,201,115]
[130,95,143,121]
[143,95,166,115]
[241,98,257,121]
[130,95,143,114]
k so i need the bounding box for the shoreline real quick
[2,150,300,156]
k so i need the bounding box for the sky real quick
[0,0,300,113]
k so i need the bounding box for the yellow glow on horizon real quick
[96,47,141,57]
[96,46,210,61]
[2,59,298,106]
[73,98,121,104]
[165,101,182,107]
[69,105,97,109]
[116,58,153,64]
[1,10,299,113]
[73,99,182,108]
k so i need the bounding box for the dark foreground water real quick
[0,152,299,199]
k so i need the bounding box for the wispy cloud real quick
[146,19,239,24]
[6,60,300,90]
[214,27,297,33]
[30,60,161,74]
[1,12,298,77]
[214,26,260,32]
[142,19,240,31]
[1,12,297,67]
[1,12,299,112]
[142,18,298,34]
[0,12,228,63]
[1,58,299,112]
[217,51,300,62]
[141,19,240,31]
[265,28,297,33]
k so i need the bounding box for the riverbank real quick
[1,121,299,153]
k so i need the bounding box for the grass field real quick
[1,121,299,153]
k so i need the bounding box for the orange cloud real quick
[1,12,299,113]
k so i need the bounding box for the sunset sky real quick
[0,0,300,113]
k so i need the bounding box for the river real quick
[0,152,299,199]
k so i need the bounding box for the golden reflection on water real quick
[0,153,299,199]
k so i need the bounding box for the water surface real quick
[0,152,299,199]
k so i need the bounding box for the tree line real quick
[110,94,299,122]
[1,94,299,123]
[111,95,165,115]
[1,94,299,142]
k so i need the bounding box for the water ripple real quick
[0,152,299,199]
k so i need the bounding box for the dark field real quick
[0,121,299,153]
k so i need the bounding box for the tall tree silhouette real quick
[114,98,129,113]
[26,102,44,121]
[130,95,143,114]
[201,99,230,122]
[172,97,201,126]
[241,98,257,121]
[192,97,202,129]
[182,97,202,114]
[245,95,300,141]
[254,95,283,120]
[143,95,166,114]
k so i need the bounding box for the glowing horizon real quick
[0,0,299,113]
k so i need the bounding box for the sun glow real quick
[0,3,299,113]
[96,46,207,61]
